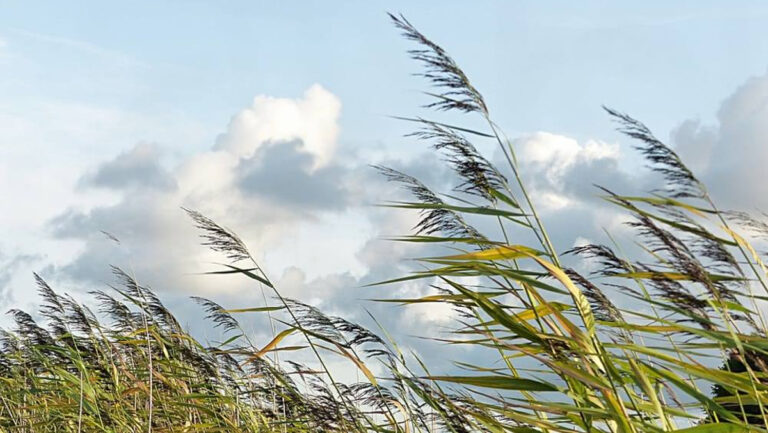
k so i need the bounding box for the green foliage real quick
[3,13,768,433]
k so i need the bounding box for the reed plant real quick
[2,14,767,433]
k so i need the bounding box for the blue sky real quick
[2,2,768,361]
[4,2,768,147]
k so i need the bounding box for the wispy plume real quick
[389,13,487,114]
[604,106,703,199]
[373,165,483,239]
[183,208,252,263]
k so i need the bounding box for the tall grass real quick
[3,13,768,433]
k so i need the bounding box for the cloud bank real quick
[48,85,348,295]
[7,69,768,369]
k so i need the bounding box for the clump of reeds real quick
[3,12,768,433]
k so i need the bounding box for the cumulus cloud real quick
[671,119,717,175]
[237,140,350,211]
[673,69,768,211]
[274,266,358,308]
[514,132,626,195]
[215,84,341,169]
[491,131,643,252]
[47,85,349,295]
[78,142,177,192]
[399,281,458,327]
[518,133,618,180]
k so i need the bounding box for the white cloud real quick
[673,69,768,210]
[43,85,359,299]
[510,132,624,216]
[516,132,619,189]
[402,301,456,327]
[215,84,341,169]
[670,119,717,175]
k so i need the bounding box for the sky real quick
[2,1,768,368]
